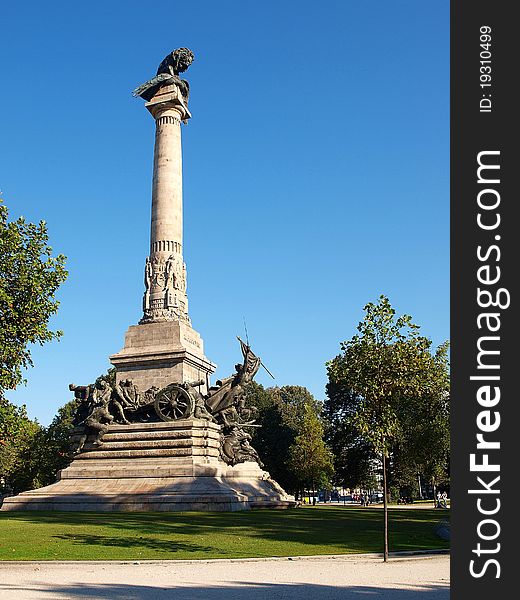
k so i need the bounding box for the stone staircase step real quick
[75,447,218,460]
[101,429,220,442]
[91,438,220,451]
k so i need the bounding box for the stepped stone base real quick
[0,420,295,512]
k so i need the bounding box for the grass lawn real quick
[0,506,449,561]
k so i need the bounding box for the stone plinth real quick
[109,321,216,394]
[1,420,295,512]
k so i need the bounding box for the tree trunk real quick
[382,449,389,562]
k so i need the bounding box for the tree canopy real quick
[326,295,449,479]
[0,200,67,394]
[0,397,41,494]
[323,381,378,491]
[287,402,334,493]
[246,383,333,494]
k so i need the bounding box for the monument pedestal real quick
[1,420,295,512]
[110,321,216,394]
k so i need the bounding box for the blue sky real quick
[1,1,449,425]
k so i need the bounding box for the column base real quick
[109,320,216,394]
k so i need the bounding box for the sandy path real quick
[0,554,449,599]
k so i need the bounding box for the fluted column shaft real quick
[150,106,183,254]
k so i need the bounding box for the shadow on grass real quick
[0,581,450,599]
[52,534,215,554]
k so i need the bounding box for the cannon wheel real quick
[154,385,194,421]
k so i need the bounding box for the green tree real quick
[323,381,378,491]
[34,398,80,488]
[246,383,325,494]
[0,200,67,394]
[0,397,42,494]
[245,382,297,492]
[287,403,334,500]
[326,295,449,561]
[392,342,450,500]
[274,385,322,432]
[325,353,450,502]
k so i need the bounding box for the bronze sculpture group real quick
[69,338,264,467]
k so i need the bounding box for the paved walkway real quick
[0,554,449,599]
[313,502,448,510]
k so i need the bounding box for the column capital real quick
[145,84,192,122]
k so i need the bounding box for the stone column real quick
[141,85,191,325]
[110,82,216,392]
[150,105,183,252]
